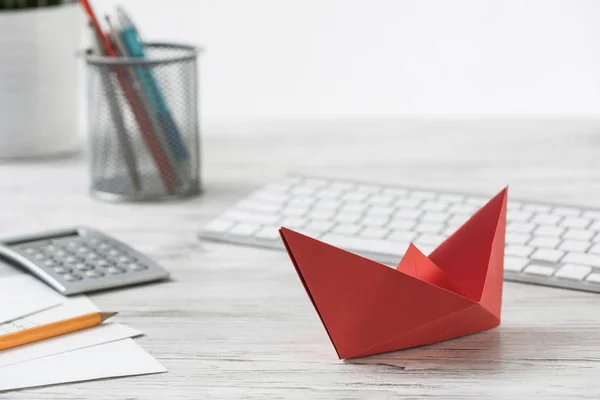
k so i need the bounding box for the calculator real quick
[0,227,170,295]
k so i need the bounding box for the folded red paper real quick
[279,187,507,359]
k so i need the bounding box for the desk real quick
[2,119,600,398]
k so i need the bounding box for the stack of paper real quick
[0,274,166,392]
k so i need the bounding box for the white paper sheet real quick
[0,275,63,323]
[0,323,142,368]
[0,338,167,392]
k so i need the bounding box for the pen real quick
[0,312,117,351]
[79,0,178,193]
[88,20,141,192]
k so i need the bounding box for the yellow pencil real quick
[0,312,117,351]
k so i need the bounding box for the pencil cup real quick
[84,43,201,202]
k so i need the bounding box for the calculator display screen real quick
[4,231,79,246]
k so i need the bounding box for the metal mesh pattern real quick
[85,43,200,201]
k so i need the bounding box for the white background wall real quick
[92,0,600,128]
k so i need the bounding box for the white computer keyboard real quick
[199,175,600,293]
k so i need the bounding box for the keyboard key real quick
[307,210,335,220]
[588,244,600,254]
[223,210,279,225]
[321,234,406,257]
[306,221,335,233]
[447,214,469,226]
[421,201,448,212]
[229,223,260,237]
[531,214,561,225]
[529,237,560,248]
[387,219,415,231]
[317,189,344,199]
[255,227,280,241]
[507,210,533,222]
[395,209,422,219]
[288,197,315,207]
[562,252,600,267]
[559,240,590,253]
[506,233,531,245]
[53,266,71,274]
[204,219,234,234]
[369,195,395,205]
[63,273,82,282]
[341,203,367,213]
[524,264,555,277]
[396,198,421,208]
[421,212,448,223]
[281,217,306,229]
[583,210,600,219]
[447,204,477,214]
[586,273,600,283]
[563,229,594,241]
[362,216,388,227]
[366,206,395,216]
[530,248,565,263]
[332,224,361,235]
[415,234,445,246]
[342,192,367,202]
[292,186,316,196]
[360,228,389,239]
[560,217,591,229]
[555,264,592,280]
[410,190,436,200]
[508,222,536,234]
[334,213,361,223]
[127,263,148,271]
[382,188,408,197]
[504,256,529,272]
[314,200,340,210]
[552,207,581,217]
[589,221,600,231]
[535,226,565,237]
[356,184,381,194]
[388,230,417,242]
[465,197,488,207]
[523,203,551,213]
[438,194,464,203]
[507,201,522,211]
[505,245,534,257]
[330,181,354,191]
[281,207,309,217]
[414,222,444,234]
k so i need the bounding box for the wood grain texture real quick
[2,119,600,399]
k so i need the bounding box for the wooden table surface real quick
[3,119,600,399]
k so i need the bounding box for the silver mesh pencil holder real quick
[84,42,201,202]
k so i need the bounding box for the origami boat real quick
[279,188,507,359]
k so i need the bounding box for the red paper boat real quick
[279,187,507,359]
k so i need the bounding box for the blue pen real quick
[115,7,189,160]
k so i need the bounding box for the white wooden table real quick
[3,119,600,399]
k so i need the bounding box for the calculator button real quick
[76,247,89,255]
[74,263,92,271]
[63,273,82,281]
[43,259,57,267]
[53,266,71,274]
[86,253,100,261]
[117,256,132,263]
[55,250,67,257]
[33,253,46,260]
[96,259,111,267]
[107,266,125,274]
[98,242,110,250]
[127,263,147,271]
[23,248,36,254]
[64,255,78,263]
[85,270,104,278]
[42,245,57,252]
[108,249,121,256]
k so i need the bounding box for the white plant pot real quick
[0,4,83,159]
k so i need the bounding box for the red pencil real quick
[80,0,178,193]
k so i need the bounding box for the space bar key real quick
[320,234,407,258]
